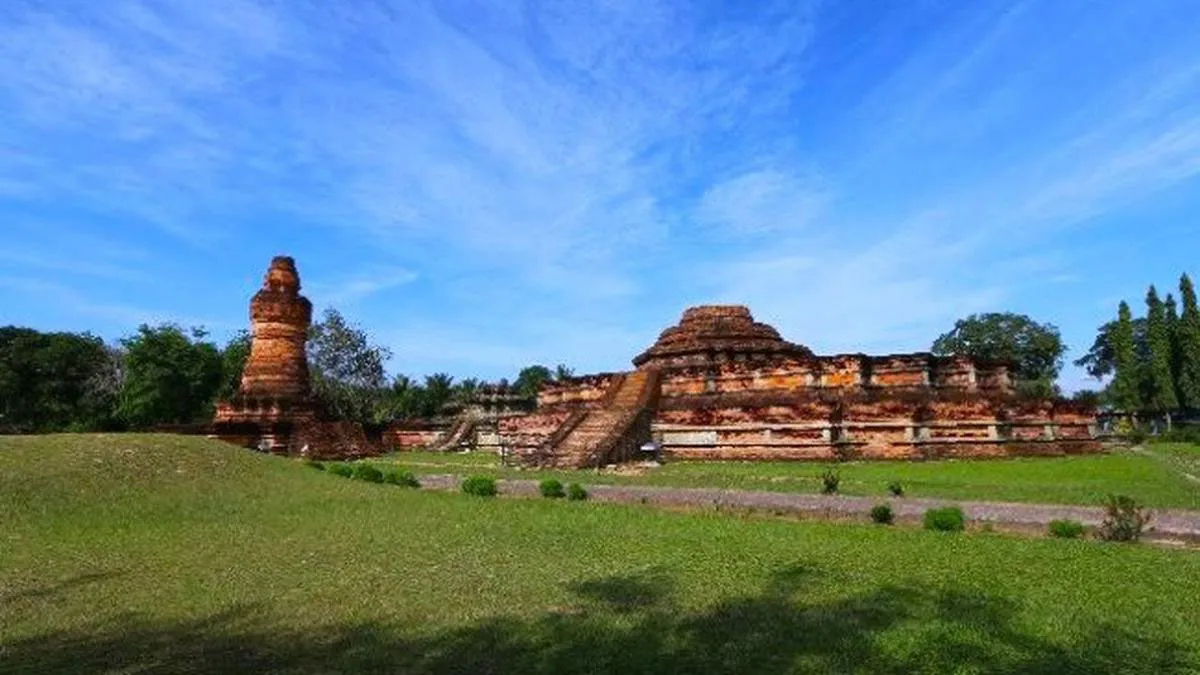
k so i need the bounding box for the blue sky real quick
[2,0,1199,391]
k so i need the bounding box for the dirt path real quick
[415,474,1200,539]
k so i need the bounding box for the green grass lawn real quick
[3,434,1200,674]
[385,446,1200,509]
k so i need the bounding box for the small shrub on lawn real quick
[303,459,325,471]
[870,504,895,525]
[327,463,353,478]
[352,463,385,484]
[923,506,965,532]
[820,468,840,495]
[1097,494,1151,542]
[567,483,588,501]
[462,475,498,497]
[887,481,904,497]
[539,479,566,499]
[384,469,420,488]
[1048,519,1085,539]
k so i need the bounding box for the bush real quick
[539,479,566,499]
[1048,519,1085,539]
[567,483,588,501]
[1097,494,1151,542]
[303,459,326,471]
[462,475,498,497]
[1151,426,1200,444]
[352,463,385,483]
[820,468,840,495]
[923,506,965,532]
[870,504,895,525]
[384,469,420,488]
[327,463,353,478]
[887,481,904,497]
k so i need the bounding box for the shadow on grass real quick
[3,566,1193,674]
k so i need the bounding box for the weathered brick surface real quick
[504,305,1101,464]
[212,257,378,459]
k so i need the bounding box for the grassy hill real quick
[3,434,1200,674]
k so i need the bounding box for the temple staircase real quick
[541,368,662,469]
[435,415,479,451]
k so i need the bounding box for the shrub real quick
[820,468,840,495]
[870,504,894,525]
[327,463,353,478]
[303,459,326,471]
[384,469,420,488]
[887,481,904,497]
[567,483,588,501]
[1151,426,1200,444]
[1096,494,1151,542]
[923,506,965,532]
[1048,519,1085,539]
[462,475,498,497]
[539,479,566,499]
[351,463,385,483]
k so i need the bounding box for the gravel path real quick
[415,474,1200,539]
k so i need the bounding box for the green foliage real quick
[118,324,223,428]
[554,364,576,381]
[1151,426,1200,445]
[217,331,252,401]
[1177,274,1200,408]
[1097,495,1151,542]
[1109,302,1142,411]
[1075,317,1148,381]
[0,327,122,432]
[887,481,905,497]
[820,469,840,495]
[352,463,385,483]
[870,504,895,525]
[1144,286,1179,412]
[383,469,420,488]
[514,365,554,399]
[308,309,393,425]
[567,482,589,501]
[923,507,966,532]
[328,463,353,478]
[1047,519,1085,539]
[303,460,326,471]
[462,475,498,497]
[931,313,1066,391]
[539,478,566,499]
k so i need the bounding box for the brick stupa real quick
[211,257,377,458]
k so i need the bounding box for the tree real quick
[514,365,553,399]
[1166,293,1183,402]
[217,331,251,401]
[307,309,392,424]
[1176,274,1200,409]
[931,313,1066,392]
[0,327,116,432]
[1109,302,1141,412]
[118,324,223,428]
[1075,318,1148,380]
[421,373,456,418]
[1143,286,1178,415]
[554,364,576,381]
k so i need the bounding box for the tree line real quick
[0,308,574,434]
[1074,273,1200,416]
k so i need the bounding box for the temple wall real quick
[497,409,574,450]
[537,373,619,408]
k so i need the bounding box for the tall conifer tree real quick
[1143,286,1178,415]
[1177,274,1200,409]
[1110,301,1141,411]
[1165,293,1182,402]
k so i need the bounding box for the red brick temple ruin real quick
[209,259,1097,466]
[211,256,375,458]
[495,306,1100,468]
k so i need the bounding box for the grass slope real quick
[385,447,1200,509]
[2,434,1199,674]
